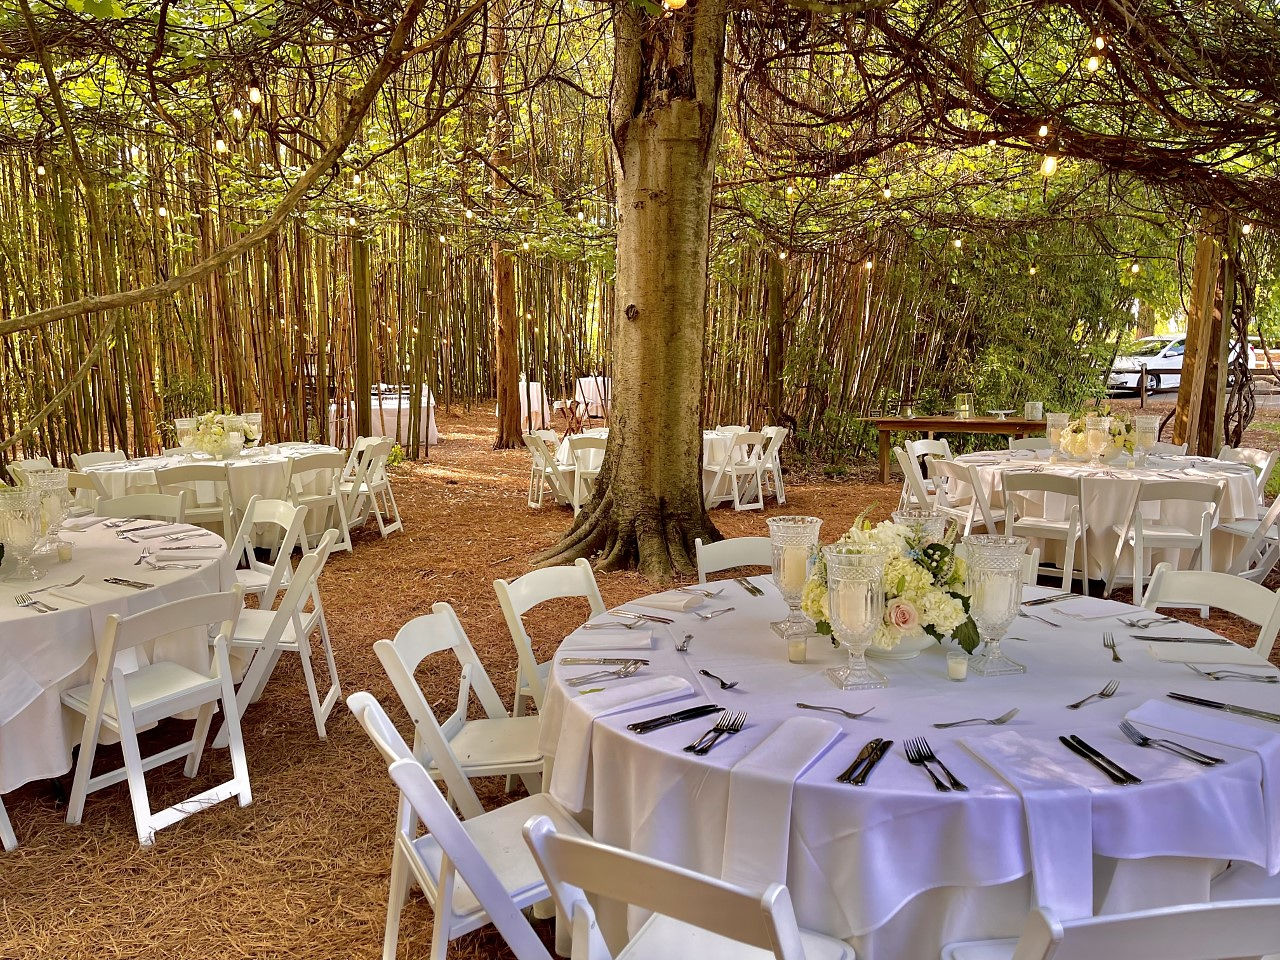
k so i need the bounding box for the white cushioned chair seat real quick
[619,913,854,960]
[940,938,1018,960]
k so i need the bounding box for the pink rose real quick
[887,598,920,632]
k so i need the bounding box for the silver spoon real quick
[796,702,875,720]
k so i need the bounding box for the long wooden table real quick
[873,416,1043,482]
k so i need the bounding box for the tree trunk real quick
[490,0,522,449]
[764,250,786,425]
[539,0,726,579]
[1172,209,1232,455]
[352,227,373,438]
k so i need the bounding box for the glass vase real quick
[824,544,890,690]
[963,534,1028,676]
[891,506,946,545]
[767,516,822,643]
[0,487,41,582]
[30,468,71,556]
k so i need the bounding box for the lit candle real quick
[947,652,968,681]
[780,545,809,595]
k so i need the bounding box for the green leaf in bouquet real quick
[953,617,981,655]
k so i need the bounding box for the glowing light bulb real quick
[464,209,474,219]
[666,0,686,7]
[232,107,244,121]
[1038,124,1049,137]
[1087,56,1101,72]
[438,234,446,243]
[1095,35,1106,50]
[1242,222,1254,235]
[36,164,45,176]
[352,173,361,185]
[215,137,227,153]
[865,259,874,270]
[522,241,530,251]
[785,185,795,196]
[249,86,262,104]
[1029,265,1037,275]
[348,216,357,226]
[882,186,892,199]
[952,237,962,249]
[778,250,788,260]
[1130,262,1141,274]
[988,138,997,146]
[577,211,586,221]
[1040,154,1058,176]
[157,205,168,217]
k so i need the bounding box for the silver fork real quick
[1184,663,1280,683]
[692,607,734,621]
[15,592,56,613]
[135,547,152,565]
[914,737,967,790]
[1119,719,1224,765]
[565,661,644,687]
[29,574,84,594]
[1018,610,1058,627]
[1104,632,1122,663]
[904,738,950,791]
[932,708,1019,728]
[683,712,746,755]
[1120,615,1178,629]
[676,633,694,653]
[164,532,207,542]
[796,702,876,720]
[1067,679,1119,709]
[678,586,724,599]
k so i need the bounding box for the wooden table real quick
[873,416,1043,482]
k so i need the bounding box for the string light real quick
[347,215,357,226]
[215,137,228,153]
[577,211,586,221]
[157,205,168,217]
[232,107,244,122]
[882,185,892,199]
[1029,265,1037,275]
[778,250,788,260]
[1086,56,1101,72]
[1095,35,1106,50]
[438,234,446,244]
[522,241,530,251]
[352,173,361,185]
[864,258,874,270]
[1038,124,1050,137]
[35,164,45,176]
[785,184,796,196]
[952,237,962,249]
[1040,154,1058,176]
[1130,262,1141,274]
[248,86,262,104]
[1242,222,1254,235]
[987,138,997,146]
[464,209,474,220]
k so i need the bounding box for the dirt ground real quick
[2,406,1277,960]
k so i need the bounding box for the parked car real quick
[1109,335,1256,393]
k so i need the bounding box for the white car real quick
[1109,335,1254,393]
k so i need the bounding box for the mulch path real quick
[2,407,1277,959]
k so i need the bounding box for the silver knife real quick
[1022,592,1073,607]
[559,657,651,666]
[837,739,882,783]
[735,577,765,597]
[1168,691,1280,724]
[851,739,894,786]
[104,577,153,590]
[1140,635,1232,644]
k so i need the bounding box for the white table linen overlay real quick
[543,577,1280,959]
[722,715,841,887]
[963,730,1094,920]
[0,524,230,792]
[328,393,438,448]
[545,676,695,813]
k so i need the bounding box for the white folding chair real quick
[567,435,607,516]
[287,450,352,552]
[95,491,188,523]
[905,437,953,487]
[930,459,1005,535]
[341,438,403,537]
[0,798,15,852]
[941,898,1280,960]
[71,450,125,471]
[7,456,53,486]
[760,426,788,504]
[702,429,743,509]
[893,446,933,509]
[348,692,584,960]
[1224,494,1280,583]
[523,815,853,960]
[374,602,543,813]
[715,424,748,433]
[1108,479,1223,610]
[68,470,98,510]
[219,530,340,742]
[1003,472,1086,594]
[694,536,772,583]
[720,431,767,511]
[62,587,250,845]
[494,558,606,718]
[343,435,381,480]
[1218,444,1278,504]
[1007,437,1051,452]
[1144,562,1280,659]
[228,496,310,604]
[155,463,234,534]
[524,433,577,508]
[1150,441,1189,455]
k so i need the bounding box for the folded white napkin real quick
[154,547,224,561]
[1148,643,1271,667]
[1054,597,1135,621]
[963,730,1094,920]
[629,593,702,613]
[722,716,841,887]
[548,676,695,813]
[62,514,106,532]
[1127,700,1280,871]
[562,626,655,651]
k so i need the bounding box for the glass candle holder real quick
[963,534,1029,676]
[891,506,946,545]
[1084,415,1111,463]
[767,516,822,643]
[30,468,71,556]
[0,487,41,582]
[824,543,890,690]
[1045,412,1069,457]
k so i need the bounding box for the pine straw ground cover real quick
[3,407,1279,960]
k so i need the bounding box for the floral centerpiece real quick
[189,411,258,457]
[1058,408,1133,459]
[801,513,982,654]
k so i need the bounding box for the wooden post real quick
[1172,210,1233,455]
[352,226,373,438]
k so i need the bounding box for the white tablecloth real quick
[83,444,342,507]
[540,579,1279,959]
[328,394,438,448]
[0,524,230,792]
[955,451,1259,579]
[575,377,611,418]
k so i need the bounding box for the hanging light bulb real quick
[882,185,892,199]
[522,241,530,251]
[157,205,168,217]
[952,237,962,249]
[248,86,262,104]
[785,184,796,196]
[1095,35,1106,50]
[988,138,997,146]
[464,209,474,220]
[215,137,228,153]
[666,0,686,8]
[348,215,357,226]
[1087,56,1101,72]
[1242,222,1254,235]
[438,234,446,244]
[1040,154,1058,176]
[865,258,874,270]
[1029,265,1037,275]
[1130,262,1141,274]
[1038,124,1050,138]
[778,250,788,260]
[577,211,586,221]
[352,173,361,186]
[36,164,45,176]
[232,107,244,122]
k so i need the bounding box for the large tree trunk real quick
[539,0,726,579]
[490,0,522,450]
[1172,209,1233,455]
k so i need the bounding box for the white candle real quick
[57,541,73,562]
[947,652,968,681]
[780,545,809,594]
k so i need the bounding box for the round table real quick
[954,450,1260,580]
[540,577,1280,959]
[0,522,230,793]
